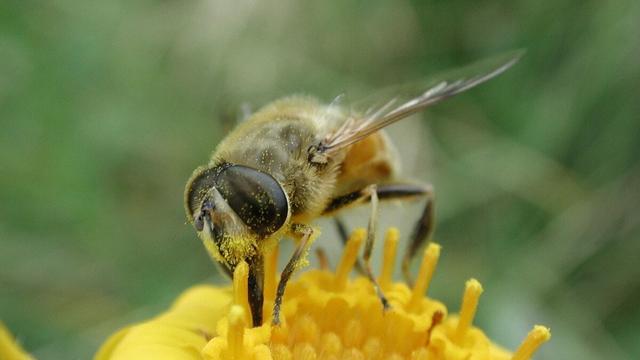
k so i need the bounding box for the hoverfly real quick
[184,50,523,327]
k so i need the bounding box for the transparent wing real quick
[319,50,524,154]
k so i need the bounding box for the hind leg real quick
[324,183,435,285]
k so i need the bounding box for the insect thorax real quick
[213,103,341,219]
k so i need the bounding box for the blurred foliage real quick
[1,0,639,358]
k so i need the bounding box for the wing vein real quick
[318,50,524,154]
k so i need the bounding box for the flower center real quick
[202,228,550,360]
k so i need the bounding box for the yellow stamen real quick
[271,324,289,344]
[271,343,292,360]
[232,261,252,325]
[263,243,279,319]
[334,228,365,290]
[291,315,320,346]
[362,337,383,360]
[408,243,441,311]
[425,310,444,346]
[386,353,404,360]
[342,318,364,348]
[319,332,343,356]
[511,325,551,360]
[292,342,316,360]
[342,348,366,360]
[379,228,399,290]
[410,348,430,360]
[97,228,552,360]
[453,278,483,343]
[227,305,246,359]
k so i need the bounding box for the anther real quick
[511,325,551,360]
[425,310,444,346]
[319,332,343,356]
[227,305,246,359]
[263,244,279,305]
[262,244,279,324]
[271,344,293,360]
[379,228,399,291]
[453,278,483,343]
[232,261,252,325]
[408,243,441,311]
[334,228,366,290]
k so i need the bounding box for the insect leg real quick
[401,183,434,286]
[361,184,390,309]
[334,216,350,245]
[324,185,390,309]
[315,247,330,270]
[324,183,434,285]
[272,224,314,326]
[215,260,234,280]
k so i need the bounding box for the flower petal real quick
[95,285,232,360]
[0,322,33,360]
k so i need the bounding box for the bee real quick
[184,50,523,327]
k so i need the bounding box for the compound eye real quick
[215,165,289,237]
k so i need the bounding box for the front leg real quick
[272,223,314,326]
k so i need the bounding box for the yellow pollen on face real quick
[199,228,550,360]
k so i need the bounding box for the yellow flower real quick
[96,228,550,360]
[0,322,34,360]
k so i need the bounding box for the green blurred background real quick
[1,0,639,358]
